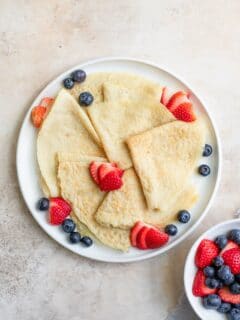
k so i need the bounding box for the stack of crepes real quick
[37,73,205,251]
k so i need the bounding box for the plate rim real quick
[16,56,222,263]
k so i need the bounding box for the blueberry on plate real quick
[203,266,215,278]
[230,283,240,294]
[177,210,191,223]
[79,92,94,106]
[228,308,240,320]
[203,144,213,157]
[215,234,228,250]
[212,256,224,268]
[69,231,81,244]
[198,164,211,176]
[217,302,231,313]
[217,265,232,280]
[63,77,74,89]
[37,197,49,211]
[228,229,240,245]
[205,278,220,289]
[164,224,178,236]
[62,219,76,233]
[71,69,86,83]
[81,236,93,247]
[224,273,235,286]
[202,294,221,310]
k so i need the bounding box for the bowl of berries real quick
[184,219,240,320]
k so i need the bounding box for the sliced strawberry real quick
[145,228,169,249]
[222,248,240,274]
[49,197,72,225]
[219,287,240,304]
[160,87,175,106]
[195,239,219,269]
[40,97,54,108]
[130,221,145,247]
[166,91,189,112]
[192,270,217,297]
[220,241,239,256]
[99,171,123,191]
[31,106,47,128]
[136,226,150,250]
[89,161,103,185]
[98,163,124,181]
[172,102,196,122]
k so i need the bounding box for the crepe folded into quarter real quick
[127,120,205,211]
[37,89,105,197]
[70,72,163,105]
[95,168,198,230]
[87,83,175,169]
[57,153,131,251]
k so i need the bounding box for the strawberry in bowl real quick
[184,220,240,320]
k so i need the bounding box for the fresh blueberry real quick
[62,219,76,233]
[217,302,232,313]
[228,229,240,245]
[164,224,178,236]
[203,144,213,157]
[203,266,215,278]
[69,231,81,243]
[71,69,86,83]
[228,308,240,320]
[224,273,235,286]
[202,294,221,310]
[205,278,220,289]
[212,256,224,268]
[215,234,228,250]
[198,164,211,176]
[79,92,94,106]
[37,197,49,211]
[81,236,93,247]
[235,274,240,283]
[217,265,232,280]
[230,283,240,294]
[63,77,74,89]
[177,210,191,223]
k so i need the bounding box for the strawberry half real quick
[130,221,145,247]
[31,106,47,128]
[89,161,103,185]
[172,102,196,122]
[195,239,219,268]
[49,197,72,225]
[160,87,175,106]
[219,287,240,304]
[166,91,189,112]
[136,226,150,250]
[98,163,124,181]
[99,170,123,191]
[222,248,240,274]
[220,241,239,256]
[145,228,169,249]
[192,270,217,297]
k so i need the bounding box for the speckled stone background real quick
[1,1,240,319]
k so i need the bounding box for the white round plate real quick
[16,57,221,263]
[184,219,240,320]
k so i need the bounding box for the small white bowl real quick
[184,219,240,320]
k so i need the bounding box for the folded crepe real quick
[127,121,205,211]
[95,168,198,230]
[37,89,105,197]
[57,153,130,251]
[87,83,175,169]
[70,72,163,104]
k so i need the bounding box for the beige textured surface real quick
[88,83,174,168]
[1,1,240,320]
[37,89,104,196]
[96,168,198,229]
[127,121,205,210]
[57,156,130,251]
